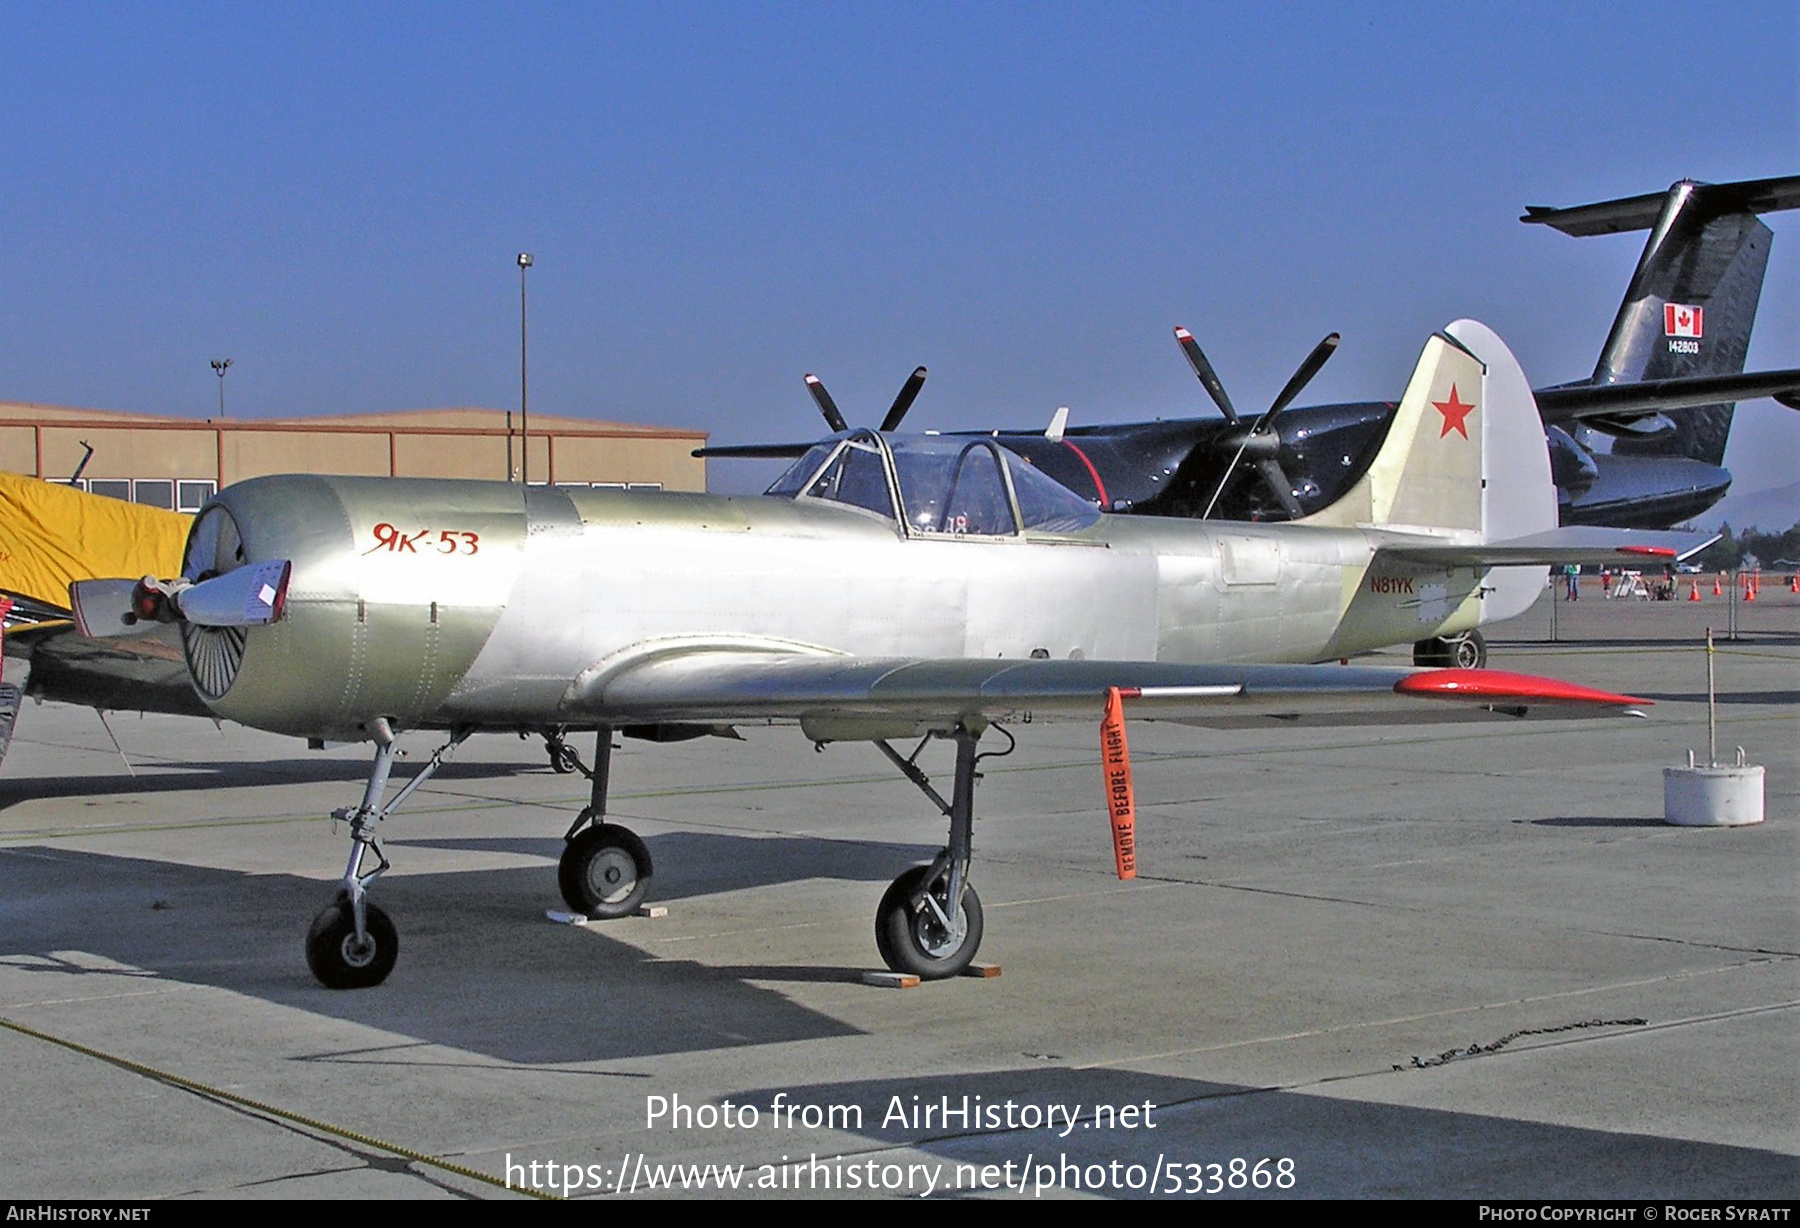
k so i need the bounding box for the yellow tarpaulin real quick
[0,472,190,613]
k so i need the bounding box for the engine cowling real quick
[182,475,530,741]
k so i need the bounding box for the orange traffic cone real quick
[1713,576,1723,596]
[1789,574,1797,593]
[1689,579,1700,601]
[1745,580,1756,602]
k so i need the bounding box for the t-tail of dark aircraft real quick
[1522,175,1800,466]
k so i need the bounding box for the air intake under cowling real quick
[183,623,246,700]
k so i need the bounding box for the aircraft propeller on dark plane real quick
[1174,325,1340,519]
[805,365,928,434]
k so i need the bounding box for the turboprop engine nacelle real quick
[179,475,532,741]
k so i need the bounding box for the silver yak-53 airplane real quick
[71,320,1699,990]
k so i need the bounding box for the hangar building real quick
[0,401,708,511]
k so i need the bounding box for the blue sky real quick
[3,2,1795,502]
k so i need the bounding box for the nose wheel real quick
[305,898,398,989]
[305,724,470,989]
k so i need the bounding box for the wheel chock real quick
[861,971,922,988]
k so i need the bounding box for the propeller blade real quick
[1254,458,1306,518]
[175,559,291,628]
[69,578,148,638]
[1200,332,1339,520]
[1258,332,1340,428]
[1174,326,1240,424]
[804,374,849,433]
[879,366,928,433]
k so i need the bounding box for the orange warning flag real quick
[1101,686,1137,880]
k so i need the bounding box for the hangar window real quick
[177,481,217,512]
[133,479,175,510]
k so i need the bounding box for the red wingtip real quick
[1396,669,1650,707]
[1619,546,1676,557]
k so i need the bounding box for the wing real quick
[562,643,1647,742]
[6,618,213,718]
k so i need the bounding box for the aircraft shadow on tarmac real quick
[7,849,1795,1197]
[0,844,963,1063]
[1630,689,1800,705]
[396,830,939,901]
[719,1070,1797,1199]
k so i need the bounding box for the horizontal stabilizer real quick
[1372,527,1715,568]
[693,441,815,459]
[1535,368,1800,425]
[1522,175,1800,236]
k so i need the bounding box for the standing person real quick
[1564,563,1580,600]
[1601,567,1613,599]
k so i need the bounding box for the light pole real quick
[210,358,233,418]
[517,253,533,484]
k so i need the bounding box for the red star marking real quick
[1433,384,1475,439]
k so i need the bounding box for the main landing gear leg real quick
[556,725,653,920]
[305,721,472,989]
[871,721,995,980]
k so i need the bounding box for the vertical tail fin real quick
[1522,175,1800,465]
[1299,319,1553,545]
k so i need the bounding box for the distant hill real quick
[1694,481,1800,534]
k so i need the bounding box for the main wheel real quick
[874,865,983,980]
[558,824,653,919]
[1413,631,1487,670]
[305,899,398,989]
[1447,629,1487,670]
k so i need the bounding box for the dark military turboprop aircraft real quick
[979,176,1800,531]
[703,177,1796,669]
[70,320,1697,990]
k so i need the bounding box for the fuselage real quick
[188,467,1493,742]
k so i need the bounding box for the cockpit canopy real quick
[767,430,1101,537]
